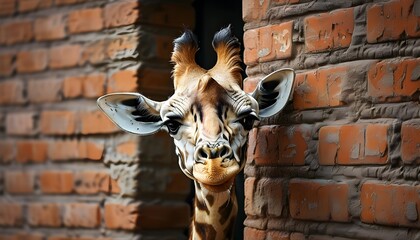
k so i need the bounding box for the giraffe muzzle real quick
[194,143,233,163]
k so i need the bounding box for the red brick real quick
[107,69,137,93]
[116,140,138,156]
[242,0,270,22]
[248,125,309,166]
[367,58,420,103]
[83,74,105,98]
[137,67,172,95]
[16,140,48,163]
[293,64,351,110]
[0,80,25,105]
[401,120,420,164]
[11,233,44,240]
[63,75,82,98]
[243,21,293,65]
[304,8,354,52]
[6,112,35,136]
[34,14,66,41]
[268,231,291,240]
[39,171,74,194]
[245,177,284,217]
[106,35,138,60]
[54,0,86,5]
[0,140,15,164]
[244,227,266,240]
[63,203,100,228]
[81,40,106,65]
[0,202,23,226]
[104,0,139,28]
[164,171,190,195]
[319,123,390,165]
[289,179,350,222]
[16,49,48,73]
[367,0,420,43]
[18,0,52,12]
[48,140,104,161]
[48,236,111,240]
[5,171,34,194]
[361,181,420,227]
[79,110,120,134]
[104,202,139,230]
[49,44,81,69]
[68,8,103,34]
[74,171,110,194]
[27,79,63,103]
[27,203,61,227]
[0,0,15,16]
[0,53,14,77]
[40,111,76,135]
[0,20,33,45]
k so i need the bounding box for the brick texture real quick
[243,0,420,238]
[0,0,192,238]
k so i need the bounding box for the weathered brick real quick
[367,0,420,43]
[63,75,82,98]
[104,202,139,230]
[81,39,106,65]
[247,125,310,166]
[49,44,81,69]
[74,171,110,194]
[54,0,86,5]
[79,110,119,134]
[361,181,420,228]
[34,14,66,41]
[48,236,111,240]
[106,35,138,60]
[0,140,15,164]
[0,0,15,16]
[48,140,104,161]
[116,140,138,157]
[137,67,172,96]
[0,53,14,77]
[16,49,48,73]
[16,140,48,163]
[27,78,63,103]
[318,123,390,165]
[268,231,291,240]
[0,202,23,226]
[39,171,74,194]
[19,0,52,12]
[367,58,420,103]
[289,179,350,222]
[68,8,103,34]
[164,171,189,195]
[0,80,25,105]
[141,3,194,28]
[244,227,266,240]
[245,177,284,217]
[5,171,34,194]
[401,120,420,164]
[10,233,44,240]
[242,0,270,22]
[6,112,36,136]
[304,8,354,52]
[0,20,33,45]
[84,74,105,98]
[104,0,139,28]
[137,203,190,229]
[107,69,137,93]
[27,203,61,227]
[63,203,100,228]
[293,68,344,110]
[40,111,76,135]
[243,21,293,65]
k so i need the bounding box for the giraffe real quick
[97,26,295,240]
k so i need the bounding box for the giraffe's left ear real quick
[97,93,164,136]
[251,68,295,118]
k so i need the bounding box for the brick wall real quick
[243,0,420,239]
[0,0,193,239]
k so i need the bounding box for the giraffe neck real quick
[190,181,237,240]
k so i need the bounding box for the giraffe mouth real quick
[192,157,240,192]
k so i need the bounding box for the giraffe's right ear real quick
[97,93,164,136]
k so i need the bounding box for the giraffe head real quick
[98,26,294,192]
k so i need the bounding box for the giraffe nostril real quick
[197,148,209,159]
[219,145,233,159]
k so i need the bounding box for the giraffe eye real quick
[237,115,259,131]
[164,119,182,135]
